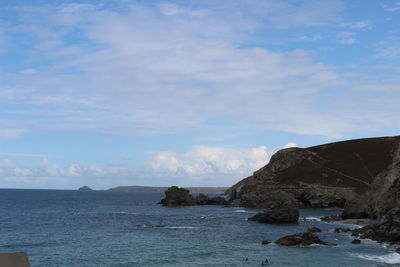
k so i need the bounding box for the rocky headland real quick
[159,136,400,244]
[226,135,400,242]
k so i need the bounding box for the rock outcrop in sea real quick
[78,186,92,191]
[227,135,400,243]
[274,231,333,246]
[248,206,299,224]
[158,186,228,206]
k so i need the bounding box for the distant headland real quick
[108,185,228,193]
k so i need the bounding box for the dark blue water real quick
[0,189,399,266]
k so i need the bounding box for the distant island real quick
[108,185,228,193]
[78,186,93,191]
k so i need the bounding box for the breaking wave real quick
[351,252,400,264]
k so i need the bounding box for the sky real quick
[0,0,399,189]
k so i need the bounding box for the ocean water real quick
[0,189,399,266]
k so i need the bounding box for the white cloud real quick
[151,145,271,183]
[0,0,398,141]
[283,142,298,149]
[0,129,25,139]
[0,152,48,158]
[337,31,357,45]
[338,21,369,29]
[159,3,207,17]
[297,35,321,42]
[386,2,400,12]
[375,43,400,59]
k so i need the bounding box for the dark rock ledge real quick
[274,231,336,247]
[248,206,299,224]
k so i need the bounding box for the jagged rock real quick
[275,231,331,246]
[352,207,400,244]
[307,227,321,233]
[261,240,271,245]
[78,186,92,191]
[249,205,299,224]
[320,215,342,221]
[158,186,228,206]
[351,239,361,244]
[158,186,197,206]
[227,136,400,210]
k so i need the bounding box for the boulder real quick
[248,205,299,224]
[307,227,321,233]
[275,231,330,246]
[351,239,361,244]
[320,215,342,221]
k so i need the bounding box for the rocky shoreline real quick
[159,136,400,246]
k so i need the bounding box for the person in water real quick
[261,258,268,265]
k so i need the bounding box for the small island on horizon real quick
[78,186,93,191]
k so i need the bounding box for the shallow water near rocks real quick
[0,189,399,266]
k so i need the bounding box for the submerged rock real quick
[275,231,331,246]
[248,206,299,224]
[261,240,271,245]
[307,227,321,233]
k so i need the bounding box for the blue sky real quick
[0,0,399,189]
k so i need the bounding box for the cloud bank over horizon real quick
[0,0,399,188]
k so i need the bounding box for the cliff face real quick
[228,136,400,211]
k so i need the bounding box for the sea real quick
[0,189,399,266]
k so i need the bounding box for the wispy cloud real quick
[386,2,400,12]
[296,35,321,42]
[0,129,25,139]
[0,152,49,158]
[338,21,369,29]
[337,31,357,44]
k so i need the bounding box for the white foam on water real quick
[352,253,400,264]
[117,211,137,215]
[303,216,322,222]
[163,226,196,229]
[234,209,248,213]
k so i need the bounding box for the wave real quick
[163,226,196,229]
[302,216,322,222]
[116,211,138,215]
[351,253,400,264]
[140,224,196,229]
[234,209,249,213]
